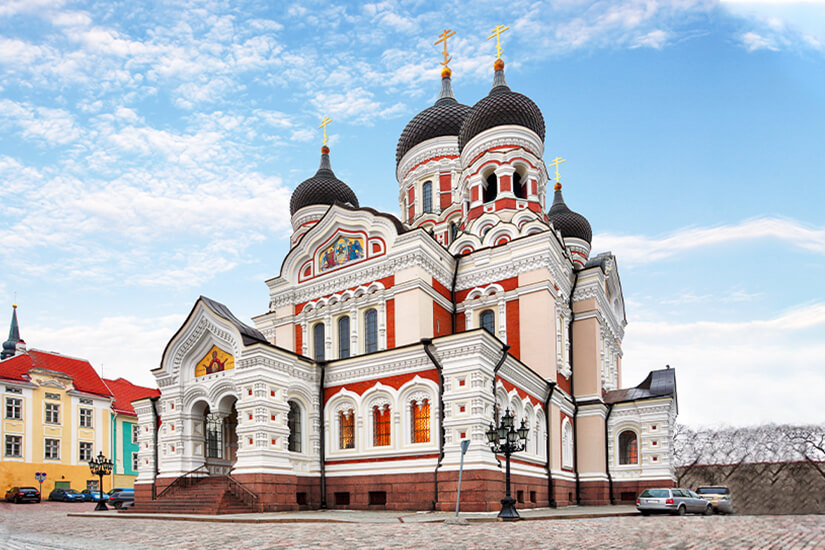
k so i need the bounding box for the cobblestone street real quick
[1,502,824,549]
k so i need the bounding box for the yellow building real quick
[1,305,156,496]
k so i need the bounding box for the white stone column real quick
[379,300,386,350]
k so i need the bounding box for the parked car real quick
[4,486,41,503]
[107,488,130,497]
[695,486,734,514]
[80,489,109,502]
[636,488,713,516]
[48,488,85,502]
[109,488,134,509]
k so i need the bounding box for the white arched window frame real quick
[312,322,325,361]
[287,399,304,453]
[337,315,351,359]
[562,418,574,469]
[618,428,639,466]
[332,399,357,451]
[535,412,546,457]
[403,389,435,445]
[365,394,393,449]
[422,180,433,214]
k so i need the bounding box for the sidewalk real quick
[68,505,638,524]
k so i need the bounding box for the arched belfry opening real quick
[513,171,525,199]
[484,172,498,203]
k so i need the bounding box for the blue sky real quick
[1,0,823,426]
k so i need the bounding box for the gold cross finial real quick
[548,156,566,183]
[318,116,333,146]
[487,24,510,59]
[435,29,456,68]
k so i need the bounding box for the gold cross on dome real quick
[318,116,333,146]
[487,24,510,59]
[548,156,566,182]
[435,29,456,67]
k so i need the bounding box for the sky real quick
[0,0,823,427]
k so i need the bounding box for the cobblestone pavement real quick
[2,502,824,549]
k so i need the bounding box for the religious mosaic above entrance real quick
[319,235,364,273]
[195,345,234,377]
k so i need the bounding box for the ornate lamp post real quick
[88,451,113,511]
[486,409,529,521]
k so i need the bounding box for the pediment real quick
[279,205,403,285]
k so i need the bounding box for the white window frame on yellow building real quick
[45,402,60,424]
[79,407,93,428]
[79,440,93,462]
[5,434,23,458]
[44,437,60,460]
[5,396,22,420]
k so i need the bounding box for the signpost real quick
[34,472,46,497]
[455,439,471,518]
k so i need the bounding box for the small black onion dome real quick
[396,68,471,165]
[547,183,592,244]
[459,60,545,152]
[290,146,359,215]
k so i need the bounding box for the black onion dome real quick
[396,72,470,165]
[458,61,545,152]
[290,147,359,216]
[547,185,592,244]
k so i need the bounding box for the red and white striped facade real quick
[132,68,677,513]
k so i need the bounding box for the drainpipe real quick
[544,382,557,507]
[605,402,615,505]
[568,272,580,505]
[421,339,444,511]
[491,343,511,468]
[450,254,462,334]
[150,395,160,500]
[318,360,328,509]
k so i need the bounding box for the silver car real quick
[695,486,734,514]
[636,488,713,516]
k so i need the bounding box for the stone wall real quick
[677,461,825,515]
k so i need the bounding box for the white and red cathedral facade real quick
[132,55,677,513]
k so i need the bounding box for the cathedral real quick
[131,33,677,513]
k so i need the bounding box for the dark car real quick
[109,488,134,509]
[48,488,85,502]
[4,486,41,503]
[80,489,109,502]
[636,488,713,516]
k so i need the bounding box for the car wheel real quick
[676,505,686,516]
[704,505,713,516]
[113,501,122,510]
[14,497,20,504]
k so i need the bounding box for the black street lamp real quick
[486,409,529,521]
[88,451,113,511]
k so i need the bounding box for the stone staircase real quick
[129,475,257,515]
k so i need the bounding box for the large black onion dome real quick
[290,146,359,215]
[396,70,471,165]
[547,184,592,244]
[458,60,545,152]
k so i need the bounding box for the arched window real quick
[480,309,495,334]
[619,430,638,465]
[411,399,430,443]
[364,309,378,353]
[339,409,355,449]
[338,317,350,359]
[373,404,391,446]
[313,323,325,361]
[484,173,498,203]
[562,419,574,469]
[287,401,302,452]
[450,222,459,243]
[422,181,432,214]
[513,171,525,199]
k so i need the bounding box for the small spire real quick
[435,69,457,106]
[491,59,508,92]
[317,145,333,175]
[2,304,22,360]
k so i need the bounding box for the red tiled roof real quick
[103,377,160,416]
[0,349,112,397]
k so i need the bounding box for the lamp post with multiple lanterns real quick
[486,408,529,521]
[88,452,113,511]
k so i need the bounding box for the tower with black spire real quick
[1,304,24,360]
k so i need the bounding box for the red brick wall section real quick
[456,312,466,332]
[407,187,415,221]
[324,369,438,403]
[556,371,572,395]
[579,480,610,506]
[431,277,451,301]
[439,172,452,209]
[386,298,395,348]
[232,473,319,512]
[295,323,302,354]
[433,302,452,337]
[506,299,520,359]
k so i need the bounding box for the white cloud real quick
[741,30,780,50]
[632,29,670,48]
[593,217,825,266]
[623,302,825,426]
